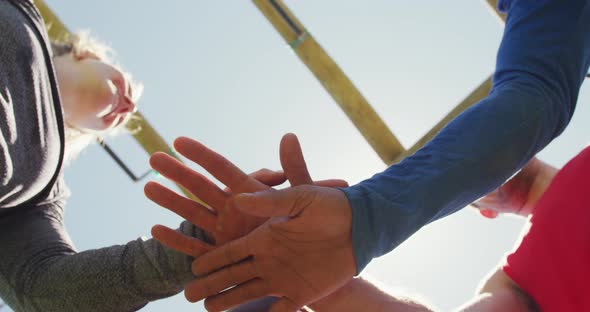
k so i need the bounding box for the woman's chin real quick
[72,120,114,133]
[100,114,120,130]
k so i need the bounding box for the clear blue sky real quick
[5,1,588,311]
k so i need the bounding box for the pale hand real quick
[474,157,558,218]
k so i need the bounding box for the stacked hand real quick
[145,136,284,248]
[145,134,356,311]
[473,157,558,218]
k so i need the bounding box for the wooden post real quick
[125,113,206,205]
[394,76,493,162]
[253,0,405,165]
[253,0,508,166]
[32,0,70,41]
[393,1,505,162]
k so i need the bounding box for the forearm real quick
[458,290,535,312]
[20,236,194,312]
[310,277,433,312]
[344,85,564,271]
[457,269,538,312]
[343,0,590,272]
[0,205,203,312]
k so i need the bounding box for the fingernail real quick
[480,209,497,219]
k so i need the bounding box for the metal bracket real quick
[98,139,153,182]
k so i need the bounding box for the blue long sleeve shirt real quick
[342,0,590,273]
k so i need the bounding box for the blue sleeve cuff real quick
[340,187,373,274]
[341,185,428,274]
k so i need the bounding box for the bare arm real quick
[309,277,434,312]
[457,269,538,312]
[309,270,537,312]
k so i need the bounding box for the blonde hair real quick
[51,31,143,161]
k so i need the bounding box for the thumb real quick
[233,185,315,218]
[280,133,313,186]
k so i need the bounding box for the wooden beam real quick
[393,2,505,162]
[253,0,405,165]
[126,113,205,205]
[32,0,70,41]
[253,0,508,166]
[394,76,493,162]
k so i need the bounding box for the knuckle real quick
[259,168,272,174]
[225,241,235,263]
[290,186,316,215]
[247,260,259,277]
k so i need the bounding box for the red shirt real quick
[503,147,590,311]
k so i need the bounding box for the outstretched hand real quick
[473,157,558,218]
[191,184,356,312]
[145,136,276,247]
[144,133,354,311]
[173,136,356,311]
[145,165,284,257]
[145,134,347,246]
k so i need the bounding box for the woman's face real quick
[54,53,137,131]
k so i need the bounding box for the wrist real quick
[522,160,558,215]
[308,278,360,311]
